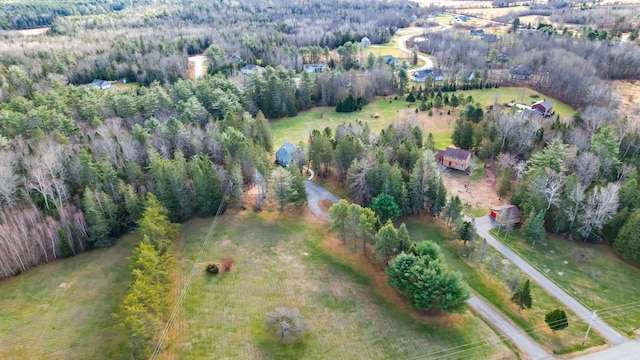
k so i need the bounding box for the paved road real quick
[576,340,640,359]
[473,215,629,346]
[305,182,553,359]
[468,295,553,360]
[304,180,339,220]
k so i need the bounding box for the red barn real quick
[531,99,554,117]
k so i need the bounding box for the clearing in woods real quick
[164,210,515,359]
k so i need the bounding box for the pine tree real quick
[375,220,399,264]
[525,210,545,247]
[511,279,532,311]
[545,309,569,331]
[406,92,416,103]
[191,155,224,217]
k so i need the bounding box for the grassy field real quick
[271,87,575,151]
[166,211,514,359]
[271,97,455,149]
[461,87,576,118]
[0,234,138,359]
[405,218,606,355]
[492,229,640,337]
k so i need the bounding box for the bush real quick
[264,306,307,344]
[221,258,234,272]
[206,263,220,274]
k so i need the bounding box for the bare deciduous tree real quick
[577,183,620,242]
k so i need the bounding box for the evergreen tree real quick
[406,92,416,103]
[397,223,412,253]
[525,210,545,247]
[330,199,350,244]
[511,279,532,311]
[289,164,307,206]
[251,110,273,153]
[545,309,569,331]
[82,187,111,248]
[375,220,399,264]
[191,155,224,217]
[270,167,297,212]
[614,208,640,266]
[371,192,400,223]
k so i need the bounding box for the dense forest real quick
[0,0,423,89]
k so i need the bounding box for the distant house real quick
[442,147,471,172]
[241,64,264,75]
[490,204,522,224]
[510,65,532,80]
[457,70,475,82]
[531,99,554,117]
[90,79,112,90]
[276,142,297,168]
[382,55,402,67]
[496,53,510,63]
[361,37,371,48]
[412,69,433,82]
[303,63,326,73]
[431,69,444,81]
[470,29,485,36]
[456,15,470,22]
[228,53,242,64]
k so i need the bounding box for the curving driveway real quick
[304,180,339,220]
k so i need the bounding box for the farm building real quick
[531,99,554,117]
[490,204,522,224]
[90,79,112,90]
[442,147,471,172]
[275,142,297,168]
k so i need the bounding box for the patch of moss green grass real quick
[491,228,640,337]
[0,233,138,359]
[405,218,605,354]
[171,210,513,359]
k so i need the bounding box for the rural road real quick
[305,182,553,359]
[473,214,629,346]
[395,25,449,73]
[467,295,553,360]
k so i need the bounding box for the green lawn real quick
[463,87,576,118]
[271,97,453,148]
[169,211,514,359]
[491,229,640,337]
[406,219,606,354]
[0,234,138,359]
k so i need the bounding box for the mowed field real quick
[271,86,575,151]
[495,229,640,338]
[165,211,515,359]
[0,234,138,359]
[271,96,455,150]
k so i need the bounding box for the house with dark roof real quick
[411,69,433,82]
[275,142,297,168]
[90,79,112,90]
[531,99,554,117]
[431,69,444,81]
[303,63,326,73]
[470,29,485,36]
[442,147,471,172]
[510,65,532,80]
[382,55,402,67]
[490,204,522,224]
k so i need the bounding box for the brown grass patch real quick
[608,80,640,116]
[320,232,465,327]
[443,166,502,212]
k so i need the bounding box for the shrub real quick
[264,306,307,344]
[221,258,234,272]
[206,263,220,274]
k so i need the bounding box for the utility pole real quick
[582,310,598,346]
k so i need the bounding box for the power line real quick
[150,182,230,360]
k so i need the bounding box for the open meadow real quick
[0,234,138,359]
[164,210,515,359]
[493,229,640,338]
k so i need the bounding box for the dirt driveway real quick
[442,166,502,213]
